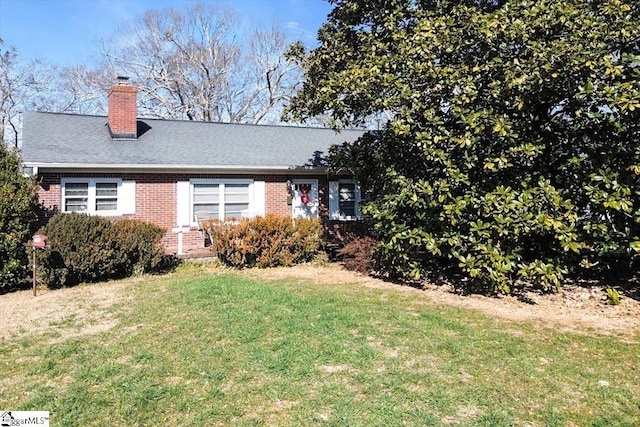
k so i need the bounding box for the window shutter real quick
[176,181,191,226]
[355,184,363,218]
[329,181,340,220]
[253,180,266,216]
[120,180,136,214]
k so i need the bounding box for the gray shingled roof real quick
[21,112,364,171]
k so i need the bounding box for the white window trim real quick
[190,179,256,226]
[61,178,128,216]
[330,179,364,221]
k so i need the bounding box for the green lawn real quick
[1,264,638,426]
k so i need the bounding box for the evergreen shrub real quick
[206,215,322,268]
[110,219,165,276]
[0,144,38,291]
[38,213,166,287]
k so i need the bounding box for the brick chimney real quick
[108,76,137,139]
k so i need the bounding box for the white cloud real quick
[285,21,301,30]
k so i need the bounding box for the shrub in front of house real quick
[38,213,165,287]
[38,213,119,287]
[205,215,322,268]
[109,219,166,276]
[327,220,378,273]
[338,235,378,274]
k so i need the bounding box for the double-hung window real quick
[192,180,252,223]
[61,178,135,215]
[95,182,118,211]
[339,182,358,218]
[330,180,364,220]
[64,182,90,212]
[223,183,251,218]
[192,183,220,220]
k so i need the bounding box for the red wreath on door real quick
[299,184,312,205]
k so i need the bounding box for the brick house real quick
[20,78,365,255]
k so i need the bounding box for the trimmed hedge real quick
[110,219,166,276]
[37,213,165,288]
[205,215,322,268]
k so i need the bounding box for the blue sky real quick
[0,0,333,66]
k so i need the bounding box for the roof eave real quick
[22,162,333,175]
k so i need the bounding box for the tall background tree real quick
[0,39,18,146]
[286,0,640,292]
[0,39,56,148]
[93,3,300,123]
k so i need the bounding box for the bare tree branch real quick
[96,4,300,124]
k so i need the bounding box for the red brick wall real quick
[38,174,62,214]
[108,84,137,137]
[265,179,291,217]
[36,172,331,255]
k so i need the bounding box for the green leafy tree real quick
[0,142,38,290]
[286,0,640,292]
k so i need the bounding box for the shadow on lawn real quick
[362,257,639,303]
[151,254,183,275]
[567,267,640,303]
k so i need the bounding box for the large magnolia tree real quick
[286,0,640,292]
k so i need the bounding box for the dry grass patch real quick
[241,264,640,338]
[1,279,136,342]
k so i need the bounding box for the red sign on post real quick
[32,234,47,248]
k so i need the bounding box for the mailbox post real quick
[31,234,47,296]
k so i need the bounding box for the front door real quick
[291,180,319,219]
